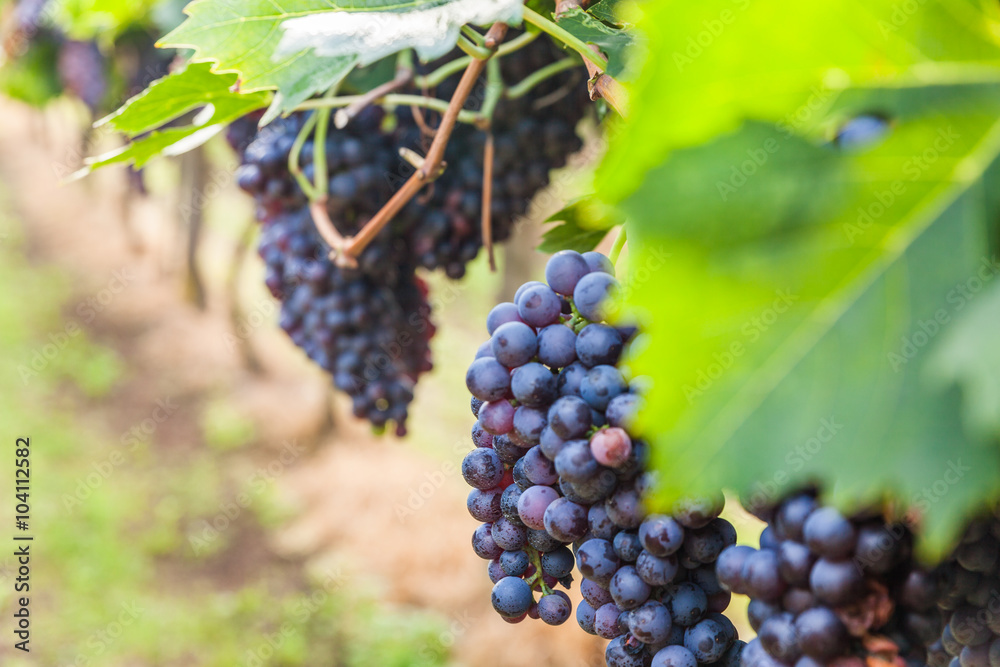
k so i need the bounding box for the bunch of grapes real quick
[463,250,744,667]
[929,512,1000,667]
[229,37,591,432]
[718,490,949,667]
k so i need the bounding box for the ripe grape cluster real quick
[464,250,744,667]
[929,512,1000,667]
[719,490,950,667]
[229,37,589,433]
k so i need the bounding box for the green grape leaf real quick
[600,0,1000,205]
[539,221,609,253]
[97,62,270,136]
[554,7,635,80]
[927,281,1000,444]
[160,1,358,124]
[621,77,1000,558]
[74,124,224,175]
[587,0,632,27]
[161,0,522,124]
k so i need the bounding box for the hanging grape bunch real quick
[228,35,592,433]
[463,250,745,667]
[717,491,960,667]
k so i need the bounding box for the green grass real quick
[0,216,450,666]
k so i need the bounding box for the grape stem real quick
[609,225,627,265]
[297,94,480,125]
[505,58,579,99]
[457,33,492,59]
[334,52,415,129]
[527,546,554,596]
[288,111,319,200]
[481,131,496,272]
[333,22,511,267]
[413,31,539,89]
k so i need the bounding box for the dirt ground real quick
[1,99,607,666]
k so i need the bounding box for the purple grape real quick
[583,251,615,276]
[537,324,578,368]
[577,538,621,587]
[517,284,562,328]
[466,357,511,401]
[491,576,533,618]
[487,302,522,334]
[517,485,559,530]
[478,399,514,435]
[491,321,538,368]
[510,362,557,407]
[573,271,619,321]
[537,592,572,626]
[576,323,624,367]
[545,250,591,296]
[461,447,504,490]
[467,488,503,522]
[544,497,589,542]
[610,565,651,610]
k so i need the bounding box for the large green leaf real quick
[621,77,1000,557]
[160,0,522,124]
[599,0,1000,205]
[97,62,270,136]
[160,1,359,123]
[927,280,1000,444]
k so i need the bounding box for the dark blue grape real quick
[716,545,753,593]
[809,557,864,606]
[544,497,589,542]
[664,582,708,627]
[803,507,857,560]
[605,634,645,667]
[606,486,643,529]
[537,592,572,626]
[574,271,619,321]
[577,599,597,634]
[547,395,593,439]
[500,484,523,525]
[473,523,503,560]
[759,612,800,663]
[588,503,618,541]
[606,392,641,429]
[595,602,625,639]
[794,606,848,660]
[577,538,621,587]
[537,324,577,368]
[467,488,503,522]
[466,357,511,401]
[636,550,679,587]
[554,439,601,483]
[777,540,814,588]
[640,515,685,557]
[545,250,592,296]
[493,433,528,465]
[461,447,504,490]
[510,362,557,407]
[487,302,522,334]
[583,251,615,276]
[685,616,733,663]
[615,531,643,563]
[581,364,627,410]
[517,283,562,328]
[522,445,558,485]
[582,578,614,608]
[491,576,533,618]
[488,557,506,583]
[774,493,817,542]
[540,546,575,579]
[491,321,538,368]
[610,565,651,610]
[511,405,546,446]
[491,516,527,551]
[743,549,787,602]
[629,600,672,644]
[500,549,530,576]
[576,323,624,367]
[539,426,566,460]
[557,361,588,396]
